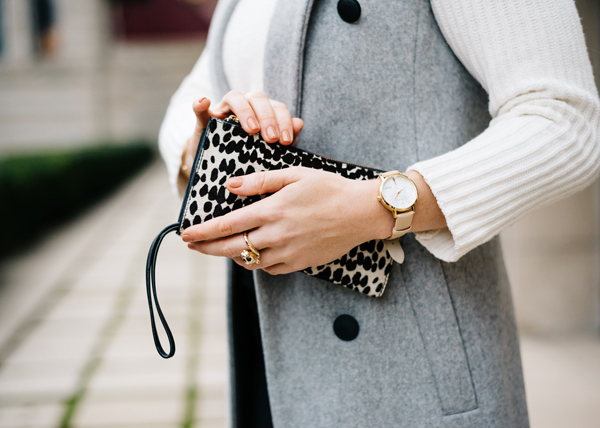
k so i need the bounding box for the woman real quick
[159,0,600,426]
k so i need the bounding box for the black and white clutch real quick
[146,116,393,358]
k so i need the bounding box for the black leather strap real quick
[146,223,179,358]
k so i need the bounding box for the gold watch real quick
[377,171,418,240]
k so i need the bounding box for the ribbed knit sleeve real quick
[408,0,600,262]
[159,49,216,196]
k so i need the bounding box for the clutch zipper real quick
[223,115,381,173]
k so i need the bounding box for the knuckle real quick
[224,90,242,99]
[254,171,268,193]
[222,241,239,259]
[263,266,279,276]
[218,220,234,237]
[245,91,267,100]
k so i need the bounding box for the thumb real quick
[226,169,301,196]
[193,97,211,130]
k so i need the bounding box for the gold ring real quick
[241,231,260,266]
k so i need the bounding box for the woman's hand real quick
[181,167,396,275]
[182,92,304,174]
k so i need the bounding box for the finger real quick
[188,229,265,258]
[189,240,279,269]
[211,90,261,134]
[245,92,280,143]
[262,263,290,275]
[226,169,302,196]
[291,118,304,146]
[192,97,211,131]
[181,201,267,242]
[271,101,294,145]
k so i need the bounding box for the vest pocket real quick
[400,238,478,416]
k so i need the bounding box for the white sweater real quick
[159,0,600,262]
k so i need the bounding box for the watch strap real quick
[386,211,414,240]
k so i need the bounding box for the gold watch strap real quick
[385,210,414,240]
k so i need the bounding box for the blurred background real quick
[0,0,598,427]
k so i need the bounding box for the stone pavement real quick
[0,162,599,428]
[0,162,228,428]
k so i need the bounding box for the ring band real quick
[241,231,260,266]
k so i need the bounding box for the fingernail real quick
[247,117,259,132]
[199,97,206,103]
[228,177,242,188]
[267,126,278,140]
[182,233,191,242]
[282,130,291,144]
[187,243,194,250]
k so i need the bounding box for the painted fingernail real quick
[182,233,191,242]
[228,177,242,188]
[247,117,259,132]
[267,126,278,140]
[282,130,291,144]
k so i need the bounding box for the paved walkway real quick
[0,162,599,428]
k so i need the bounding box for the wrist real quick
[355,179,396,241]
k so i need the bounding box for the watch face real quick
[381,174,417,210]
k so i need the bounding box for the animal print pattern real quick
[178,117,393,297]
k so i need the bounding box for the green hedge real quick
[0,142,155,259]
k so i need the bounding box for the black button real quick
[337,0,361,24]
[333,314,359,341]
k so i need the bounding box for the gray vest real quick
[207,1,529,426]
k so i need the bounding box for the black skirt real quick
[229,261,274,428]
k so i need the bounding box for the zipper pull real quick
[225,114,240,124]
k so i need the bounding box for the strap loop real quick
[146,223,179,358]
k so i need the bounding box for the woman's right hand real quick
[183,92,305,174]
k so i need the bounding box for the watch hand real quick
[395,186,408,198]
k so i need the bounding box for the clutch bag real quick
[146,116,393,358]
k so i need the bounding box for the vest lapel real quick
[263,0,315,117]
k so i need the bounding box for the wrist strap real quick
[386,211,414,240]
[146,223,179,358]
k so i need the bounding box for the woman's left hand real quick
[181,167,394,274]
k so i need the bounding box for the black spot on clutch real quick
[189,201,198,215]
[212,133,220,148]
[203,201,212,213]
[210,168,218,182]
[199,184,208,197]
[193,215,201,225]
[226,159,235,174]
[182,219,191,230]
[226,192,237,204]
[209,119,217,133]
[232,199,244,211]
[192,173,200,186]
[361,286,371,295]
[363,257,372,270]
